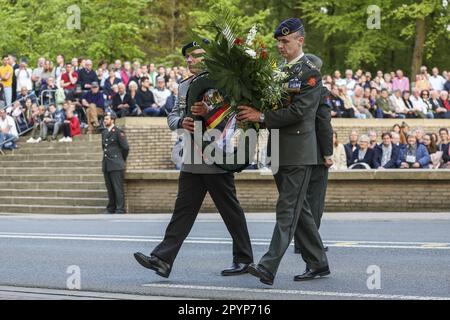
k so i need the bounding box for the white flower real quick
[246,25,258,46]
[245,49,257,59]
[273,69,288,81]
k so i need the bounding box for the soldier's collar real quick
[286,52,305,67]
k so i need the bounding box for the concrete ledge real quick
[125,169,450,181]
[117,117,450,129]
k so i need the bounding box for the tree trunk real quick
[170,0,177,52]
[410,17,426,80]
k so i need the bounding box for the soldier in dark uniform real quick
[293,54,333,270]
[102,111,129,214]
[133,40,253,279]
[238,18,329,285]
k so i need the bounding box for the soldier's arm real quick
[118,130,130,161]
[264,69,322,129]
[316,87,333,158]
[167,91,182,131]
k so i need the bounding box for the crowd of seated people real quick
[332,125,450,170]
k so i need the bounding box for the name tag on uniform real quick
[406,155,416,163]
[287,78,302,90]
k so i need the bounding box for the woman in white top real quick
[330,131,347,170]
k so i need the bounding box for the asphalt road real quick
[0,212,449,300]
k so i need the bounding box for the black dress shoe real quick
[324,246,329,252]
[133,252,171,278]
[247,263,274,286]
[294,266,330,282]
[103,210,115,214]
[221,263,250,276]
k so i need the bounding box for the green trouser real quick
[259,166,328,276]
[295,164,329,230]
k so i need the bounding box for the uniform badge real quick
[282,27,290,36]
[307,77,317,87]
[112,128,116,132]
[120,132,125,137]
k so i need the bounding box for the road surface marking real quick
[0,232,449,250]
[142,283,450,300]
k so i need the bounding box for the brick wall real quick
[124,170,450,213]
[117,118,450,171]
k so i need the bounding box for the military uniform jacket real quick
[167,75,226,174]
[315,86,333,164]
[102,125,130,172]
[264,55,323,166]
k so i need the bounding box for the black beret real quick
[274,18,304,38]
[105,111,117,119]
[181,39,210,57]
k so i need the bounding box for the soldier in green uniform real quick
[238,18,329,285]
[293,54,333,270]
[102,111,129,214]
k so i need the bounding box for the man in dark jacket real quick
[102,111,129,214]
[373,132,400,169]
[293,54,333,257]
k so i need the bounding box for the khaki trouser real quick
[86,103,104,133]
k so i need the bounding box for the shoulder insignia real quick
[307,76,317,87]
[120,132,125,137]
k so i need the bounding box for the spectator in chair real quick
[429,67,446,91]
[440,138,450,169]
[26,105,44,143]
[375,89,395,118]
[329,85,346,118]
[17,86,37,107]
[128,81,141,116]
[392,69,410,93]
[349,135,375,169]
[373,132,400,169]
[0,108,19,150]
[397,134,430,169]
[410,88,433,118]
[103,68,121,104]
[344,130,360,167]
[437,91,450,119]
[41,104,65,141]
[330,131,347,170]
[81,82,105,134]
[112,83,131,118]
[59,109,81,142]
[368,130,378,149]
[78,60,97,90]
[422,133,442,169]
[136,76,159,116]
[151,77,172,116]
[438,128,449,151]
[390,89,408,118]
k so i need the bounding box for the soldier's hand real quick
[182,117,195,133]
[324,159,333,168]
[237,105,261,123]
[191,102,209,117]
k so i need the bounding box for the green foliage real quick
[192,10,283,114]
[0,0,448,73]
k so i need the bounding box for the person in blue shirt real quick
[397,134,430,168]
